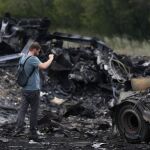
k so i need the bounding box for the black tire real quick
[116,104,150,143]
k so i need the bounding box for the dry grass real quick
[104,37,150,56]
[51,28,150,56]
[62,36,150,57]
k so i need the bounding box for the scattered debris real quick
[50,97,66,105]
[0,137,9,143]
[1,14,150,149]
[92,142,106,149]
[29,140,39,144]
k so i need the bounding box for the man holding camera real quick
[14,42,54,141]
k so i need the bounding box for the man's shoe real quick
[29,136,41,142]
[12,127,25,137]
[29,130,41,142]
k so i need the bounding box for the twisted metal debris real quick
[1,15,150,143]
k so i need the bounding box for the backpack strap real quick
[22,55,35,79]
[28,65,36,79]
[22,55,32,67]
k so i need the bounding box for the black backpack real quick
[16,56,35,87]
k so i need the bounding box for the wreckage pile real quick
[0,66,113,149]
[1,15,150,148]
[1,57,150,149]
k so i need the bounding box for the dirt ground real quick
[0,67,150,150]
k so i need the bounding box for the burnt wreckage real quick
[1,15,150,143]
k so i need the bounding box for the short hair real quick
[29,42,41,51]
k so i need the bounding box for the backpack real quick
[16,56,35,87]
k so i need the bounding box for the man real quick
[14,42,54,141]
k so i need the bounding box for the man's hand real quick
[49,54,54,61]
[39,54,54,70]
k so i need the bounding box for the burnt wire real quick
[109,54,130,83]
